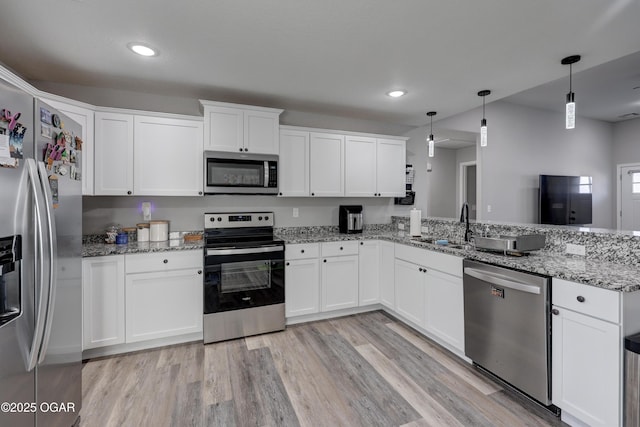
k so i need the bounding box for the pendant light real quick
[426,111,436,157]
[478,90,491,147]
[562,55,581,129]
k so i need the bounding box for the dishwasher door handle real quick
[464,267,541,295]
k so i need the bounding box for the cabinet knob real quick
[127,191,132,195]
[163,259,168,264]
[577,296,585,303]
[286,262,290,266]
[323,259,327,263]
[340,247,343,250]
[197,270,202,275]
[301,249,305,253]
[360,242,363,245]
[418,267,423,272]
[311,192,315,196]
[239,148,243,152]
[244,148,248,152]
[552,308,560,315]
[279,192,283,196]
[198,191,203,195]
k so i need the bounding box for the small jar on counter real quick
[122,227,137,243]
[105,224,121,244]
[115,232,128,245]
[137,223,150,242]
[149,220,169,242]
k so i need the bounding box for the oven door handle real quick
[464,267,541,295]
[206,245,284,256]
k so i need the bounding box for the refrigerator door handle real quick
[25,159,50,372]
[37,161,58,364]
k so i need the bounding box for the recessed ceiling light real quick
[127,43,158,57]
[387,90,407,98]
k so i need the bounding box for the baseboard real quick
[286,304,382,325]
[82,332,203,360]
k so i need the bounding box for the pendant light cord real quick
[569,63,573,94]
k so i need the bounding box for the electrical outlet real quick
[566,243,586,256]
[398,223,405,230]
[293,208,299,218]
[421,226,429,234]
[142,202,151,221]
[487,205,492,213]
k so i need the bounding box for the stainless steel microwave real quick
[204,151,279,194]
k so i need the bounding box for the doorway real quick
[618,163,640,231]
[460,161,477,220]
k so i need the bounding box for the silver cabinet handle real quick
[464,267,541,295]
[207,245,283,256]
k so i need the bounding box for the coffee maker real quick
[339,205,363,234]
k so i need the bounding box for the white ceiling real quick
[1,0,640,129]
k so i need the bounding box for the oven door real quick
[204,244,284,313]
[204,151,278,194]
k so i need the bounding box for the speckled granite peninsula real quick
[83,218,640,292]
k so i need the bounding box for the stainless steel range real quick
[203,212,285,343]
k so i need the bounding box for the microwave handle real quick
[264,161,269,188]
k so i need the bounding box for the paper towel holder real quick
[410,208,422,237]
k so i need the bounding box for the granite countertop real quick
[276,231,640,293]
[82,240,204,257]
[83,230,640,292]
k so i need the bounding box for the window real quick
[633,172,640,194]
[579,176,592,194]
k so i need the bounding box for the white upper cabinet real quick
[134,115,203,196]
[94,112,135,195]
[40,96,95,196]
[309,132,345,197]
[345,135,377,197]
[376,138,406,196]
[278,129,310,196]
[201,100,282,154]
[95,111,203,196]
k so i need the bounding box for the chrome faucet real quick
[460,202,472,242]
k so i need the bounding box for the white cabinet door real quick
[552,307,620,427]
[358,241,379,306]
[244,110,280,154]
[376,138,406,197]
[345,135,377,197]
[279,129,310,196]
[82,256,125,350]
[309,132,344,197]
[425,269,464,351]
[321,255,358,312]
[133,116,203,196]
[203,105,243,152]
[94,112,134,195]
[41,97,95,195]
[126,268,203,343]
[379,241,395,309]
[394,259,425,326]
[285,258,320,317]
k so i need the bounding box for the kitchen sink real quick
[410,237,464,250]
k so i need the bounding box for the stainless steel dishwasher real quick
[463,259,555,409]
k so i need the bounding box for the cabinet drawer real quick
[552,278,620,323]
[125,250,202,274]
[285,243,319,260]
[395,243,463,277]
[321,241,359,257]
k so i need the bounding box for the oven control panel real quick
[204,212,274,228]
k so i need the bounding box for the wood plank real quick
[386,321,502,395]
[356,343,463,427]
[203,341,232,405]
[226,339,262,427]
[170,381,203,427]
[206,401,237,427]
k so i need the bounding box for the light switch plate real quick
[293,208,299,218]
[142,202,151,221]
[398,223,405,230]
[421,226,429,234]
[566,243,586,256]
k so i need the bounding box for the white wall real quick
[83,196,397,234]
[612,117,640,166]
[437,101,614,228]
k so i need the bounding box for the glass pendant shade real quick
[566,92,575,129]
[428,135,435,157]
[480,119,487,147]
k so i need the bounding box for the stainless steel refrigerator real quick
[0,77,82,426]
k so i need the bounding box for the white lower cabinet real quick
[125,268,203,343]
[394,258,426,326]
[379,241,395,309]
[424,269,464,351]
[358,241,380,306]
[285,258,320,317]
[82,256,125,350]
[552,279,621,427]
[321,255,359,312]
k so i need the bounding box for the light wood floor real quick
[80,311,566,426]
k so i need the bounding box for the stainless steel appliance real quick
[473,234,546,255]
[339,205,363,234]
[463,260,557,411]
[203,212,285,343]
[0,78,82,427]
[204,151,278,194]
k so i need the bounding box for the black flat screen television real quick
[539,175,592,225]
